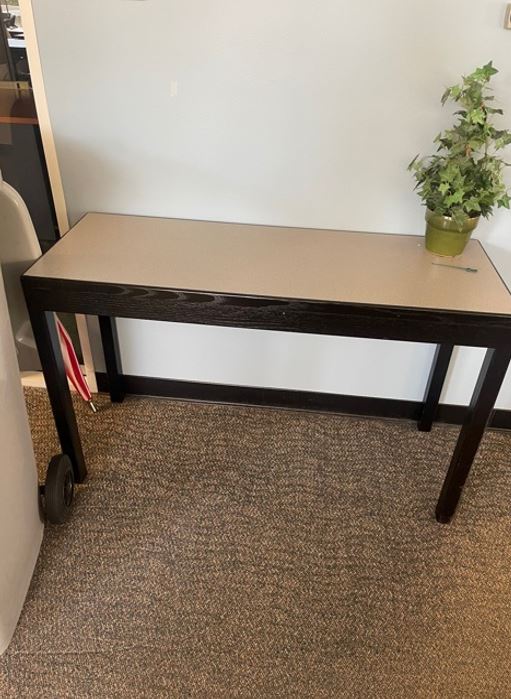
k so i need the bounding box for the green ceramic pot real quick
[425,209,479,257]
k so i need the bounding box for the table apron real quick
[22,277,511,348]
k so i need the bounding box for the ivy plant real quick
[408,62,511,229]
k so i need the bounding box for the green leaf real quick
[469,107,486,125]
[483,61,498,77]
[465,198,481,213]
[407,154,420,170]
[445,190,464,206]
[451,208,469,229]
[441,88,451,105]
[472,61,498,82]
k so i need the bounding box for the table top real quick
[24,212,511,316]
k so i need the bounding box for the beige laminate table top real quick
[25,213,511,316]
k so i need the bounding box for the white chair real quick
[0,175,75,653]
[0,172,42,371]
[0,261,43,654]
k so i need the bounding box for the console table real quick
[22,213,511,522]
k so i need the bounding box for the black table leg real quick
[435,347,511,523]
[418,344,454,432]
[98,316,125,403]
[28,309,87,483]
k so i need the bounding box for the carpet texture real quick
[1,388,511,698]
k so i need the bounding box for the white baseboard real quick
[20,371,47,389]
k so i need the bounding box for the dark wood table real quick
[22,213,511,522]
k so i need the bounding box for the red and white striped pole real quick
[56,317,97,412]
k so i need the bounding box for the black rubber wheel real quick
[44,454,75,524]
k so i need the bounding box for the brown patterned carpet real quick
[1,387,511,698]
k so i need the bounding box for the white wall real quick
[31,0,511,406]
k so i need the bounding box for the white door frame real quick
[18,0,97,392]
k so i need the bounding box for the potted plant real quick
[408,62,511,257]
